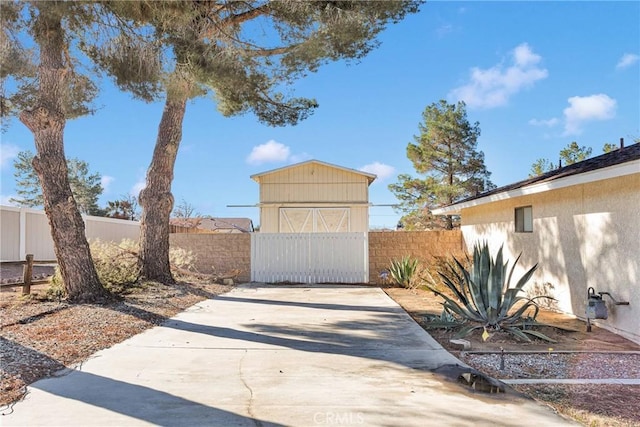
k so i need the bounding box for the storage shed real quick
[251,160,376,233]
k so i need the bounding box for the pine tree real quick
[560,142,592,165]
[1,1,107,302]
[390,100,495,230]
[529,141,595,177]
[529,158,555,178]
[89,1,422,282]
[10,150,103,215]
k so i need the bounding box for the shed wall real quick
[259,162,369,204]
[259,205,369,233]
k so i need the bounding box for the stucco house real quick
[250,160,376,233]
[432,143,640,343]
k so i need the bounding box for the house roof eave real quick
[432,159,640,216]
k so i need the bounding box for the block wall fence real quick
[169,233,252,282]
[169,230,464,284]
[368,230,465,284]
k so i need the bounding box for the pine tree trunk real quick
[138,94,188,283]
[19,12,108,303]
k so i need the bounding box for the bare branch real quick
[219,3,270,27]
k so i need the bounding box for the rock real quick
[223,278,234,286]
[449,339,471,350]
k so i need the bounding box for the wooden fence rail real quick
[0,254,57,296]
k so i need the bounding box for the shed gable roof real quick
[250,160,377,185]
[433,142,640,215]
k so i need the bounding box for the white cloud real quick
[563,94,617,135]
[449,43,548,109]
[130,179,146,197]
[101,175,115,192]
[0,143,20,170]
[616,53,639,70]
[359,162,395,182]
[528,118,559,127]
[246,140,291,165]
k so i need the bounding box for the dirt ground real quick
[384,287,640,353]
[384,286,640,427]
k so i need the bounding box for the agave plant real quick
[427,241,554,342]
[389,256,420,289]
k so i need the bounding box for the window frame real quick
[515,205,533,233]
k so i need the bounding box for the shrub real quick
[46,239,197,299]
[169,246,197,273]
[426,241,554,342]
[389,256,420,289]
[91,239,140,293]
[46,268,66,301]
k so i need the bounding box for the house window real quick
[515,206,533,232]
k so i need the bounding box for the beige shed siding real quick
[460,174,640,343]
[259,162,369,203]
[259,205,369,233]
[255,162,372,233]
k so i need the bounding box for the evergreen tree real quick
[529,158,555,178]
[10,150,103,215]
[390,100,495,230]
[1,1,108,302]
[89,1,421,283]
[529,141,595,177]
[560,141,592,165]
[2,1,420,296]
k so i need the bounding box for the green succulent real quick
[428,241,555,343]
[389,256,419,289]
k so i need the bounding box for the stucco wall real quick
[169,233,251,282]
[368,230,465,284]
[460,174,640,343]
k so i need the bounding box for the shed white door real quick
[279,208,350,233]
[251,232,368,283]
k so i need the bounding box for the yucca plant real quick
[427,241,554,342]
[389,256,420,289]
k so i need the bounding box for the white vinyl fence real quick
[251,232,368,284]
[0,206,140,261]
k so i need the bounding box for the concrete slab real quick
[2,284,576,426]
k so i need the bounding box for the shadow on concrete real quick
[214,294,401,314]
[31,370,284,427]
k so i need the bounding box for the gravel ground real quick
[462,352,640,380]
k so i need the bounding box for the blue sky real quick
[1,1,638,229]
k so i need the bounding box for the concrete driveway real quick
[3,284,574,426]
